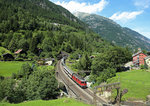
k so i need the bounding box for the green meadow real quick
[107,69,150,100]
[0,61,27,77]
[0,98,91,106]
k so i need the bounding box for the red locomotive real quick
[61,58,87,88]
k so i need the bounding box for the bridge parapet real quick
[56,70,77,98]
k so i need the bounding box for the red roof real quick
[14,49,22,54]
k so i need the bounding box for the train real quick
[61,58,87,88]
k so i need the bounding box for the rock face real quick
[74,12,150,51]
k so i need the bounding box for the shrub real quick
[15,58,24,61]
[17,63,32,79]
[140,64,147,69]
[25,69,59,100]
[11,73,17,79]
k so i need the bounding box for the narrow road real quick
[56,60,108,105]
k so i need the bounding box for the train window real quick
[81,82,84,84]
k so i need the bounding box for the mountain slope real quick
[0,0,86,33]
[0,0,111,58]
[74,12,150,51]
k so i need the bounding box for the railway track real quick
[56,60,108,105]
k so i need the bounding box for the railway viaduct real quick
[55,60,109,106]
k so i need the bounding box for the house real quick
[45,58,55,65]
[37,58,55,65]
[14,49,23,54]
[124,61,133,70]
[37,59,45,65]
[45,61,53,65]
[14,49,26,55]
[14,49,26,59]
[132,48,147,67]
[2,53,14,61]
[145,56,150,68]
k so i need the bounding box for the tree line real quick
[0,63,59,103]
[69,46,132,86]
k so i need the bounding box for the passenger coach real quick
[61,58,87,88]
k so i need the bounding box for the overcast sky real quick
[50,0,150,39]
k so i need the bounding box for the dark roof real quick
[2,53,12,56]
[2,53,14,60]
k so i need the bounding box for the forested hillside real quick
[0,0,105,59]
[74,12,150,51]
[0,0,86,32]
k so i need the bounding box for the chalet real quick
[14,49,25,54]
[2,53,14,61]
[14,49,27,58]
[45,58,55,65]
[132,48,147,67]
[145,56,150,68]
[37,59,45,65]
[124,61,133,70]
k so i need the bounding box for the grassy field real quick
[107,69,150,101]
[0,61,28,77]
[0,98,92,106]
[38,65,54,71]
